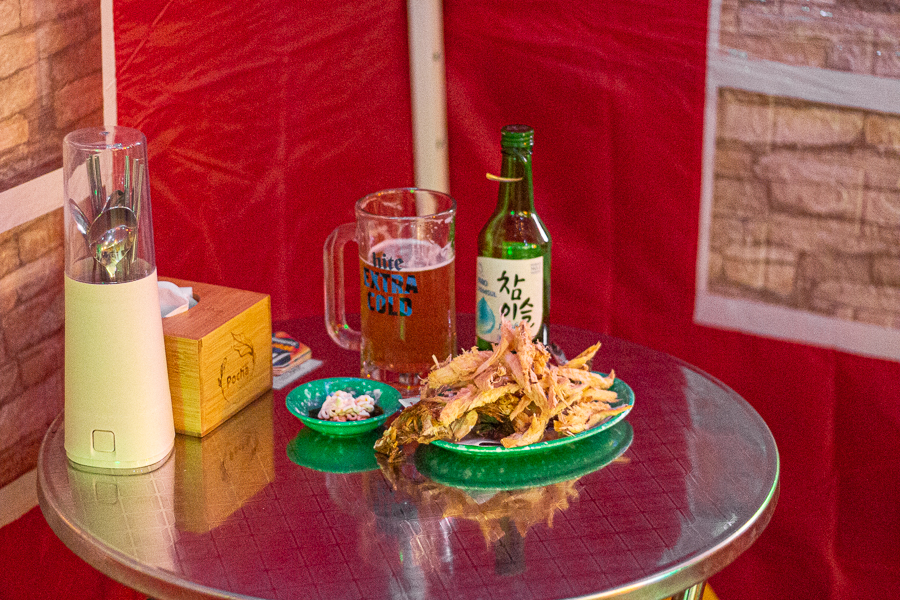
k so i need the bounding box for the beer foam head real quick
[368,239,453,270]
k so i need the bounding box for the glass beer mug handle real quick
[323,222,361,351]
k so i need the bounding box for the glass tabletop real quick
[38,315,779,600]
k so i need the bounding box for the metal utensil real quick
[89,206,138,282]
[454,438,503,447]
[548,342,567,365]
[122,157,130,209]
[128,158,144,264]
[130,157,143,215]
[99,189,128,214]
[69,199,91,241]
[86,154,104,217]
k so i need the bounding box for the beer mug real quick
[324,189,456,395]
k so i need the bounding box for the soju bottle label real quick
[476,256,544,343]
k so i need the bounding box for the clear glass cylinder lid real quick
[63,127,157,284]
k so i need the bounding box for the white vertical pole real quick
[101,0,117,127]
[407,0,450,194]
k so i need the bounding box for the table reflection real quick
[66,453,177,568]
[173,390,275,532]
[287,427,382,474]
[63,391,275,560]
[318,421,632,585]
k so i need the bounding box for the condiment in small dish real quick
[286,377,402,437]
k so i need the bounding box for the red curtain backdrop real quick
[113,0,417,320]
[4,1,896,599]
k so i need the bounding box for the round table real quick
[38,316,779,600]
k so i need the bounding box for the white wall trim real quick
[0,169,63,234]
[0,469,38,529]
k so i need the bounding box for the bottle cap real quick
[501,124,534,149]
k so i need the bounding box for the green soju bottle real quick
[476,124,551,350]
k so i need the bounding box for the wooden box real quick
[160,277,272,437]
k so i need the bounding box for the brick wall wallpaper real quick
[0,0,103,194]
[719,0,900,78]
[0,209,64,488]
[698,0,900,355]
[0,0,102,488]
[710,89,900,328]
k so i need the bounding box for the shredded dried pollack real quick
[374,318,628,462]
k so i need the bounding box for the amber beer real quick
[324,188,456,396]
[359,239,456,382]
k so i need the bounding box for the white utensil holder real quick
[62,127,174,474]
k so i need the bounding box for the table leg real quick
[668,581,706,600]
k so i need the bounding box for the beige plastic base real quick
[66,445,174,476]
[64,270,175,472]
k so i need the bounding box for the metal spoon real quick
[69,199,91,241]
[89,206,137,282]
[455,438,503,447]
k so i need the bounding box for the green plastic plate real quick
[429,375,634,456]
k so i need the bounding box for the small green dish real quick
[286,377,402,437]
